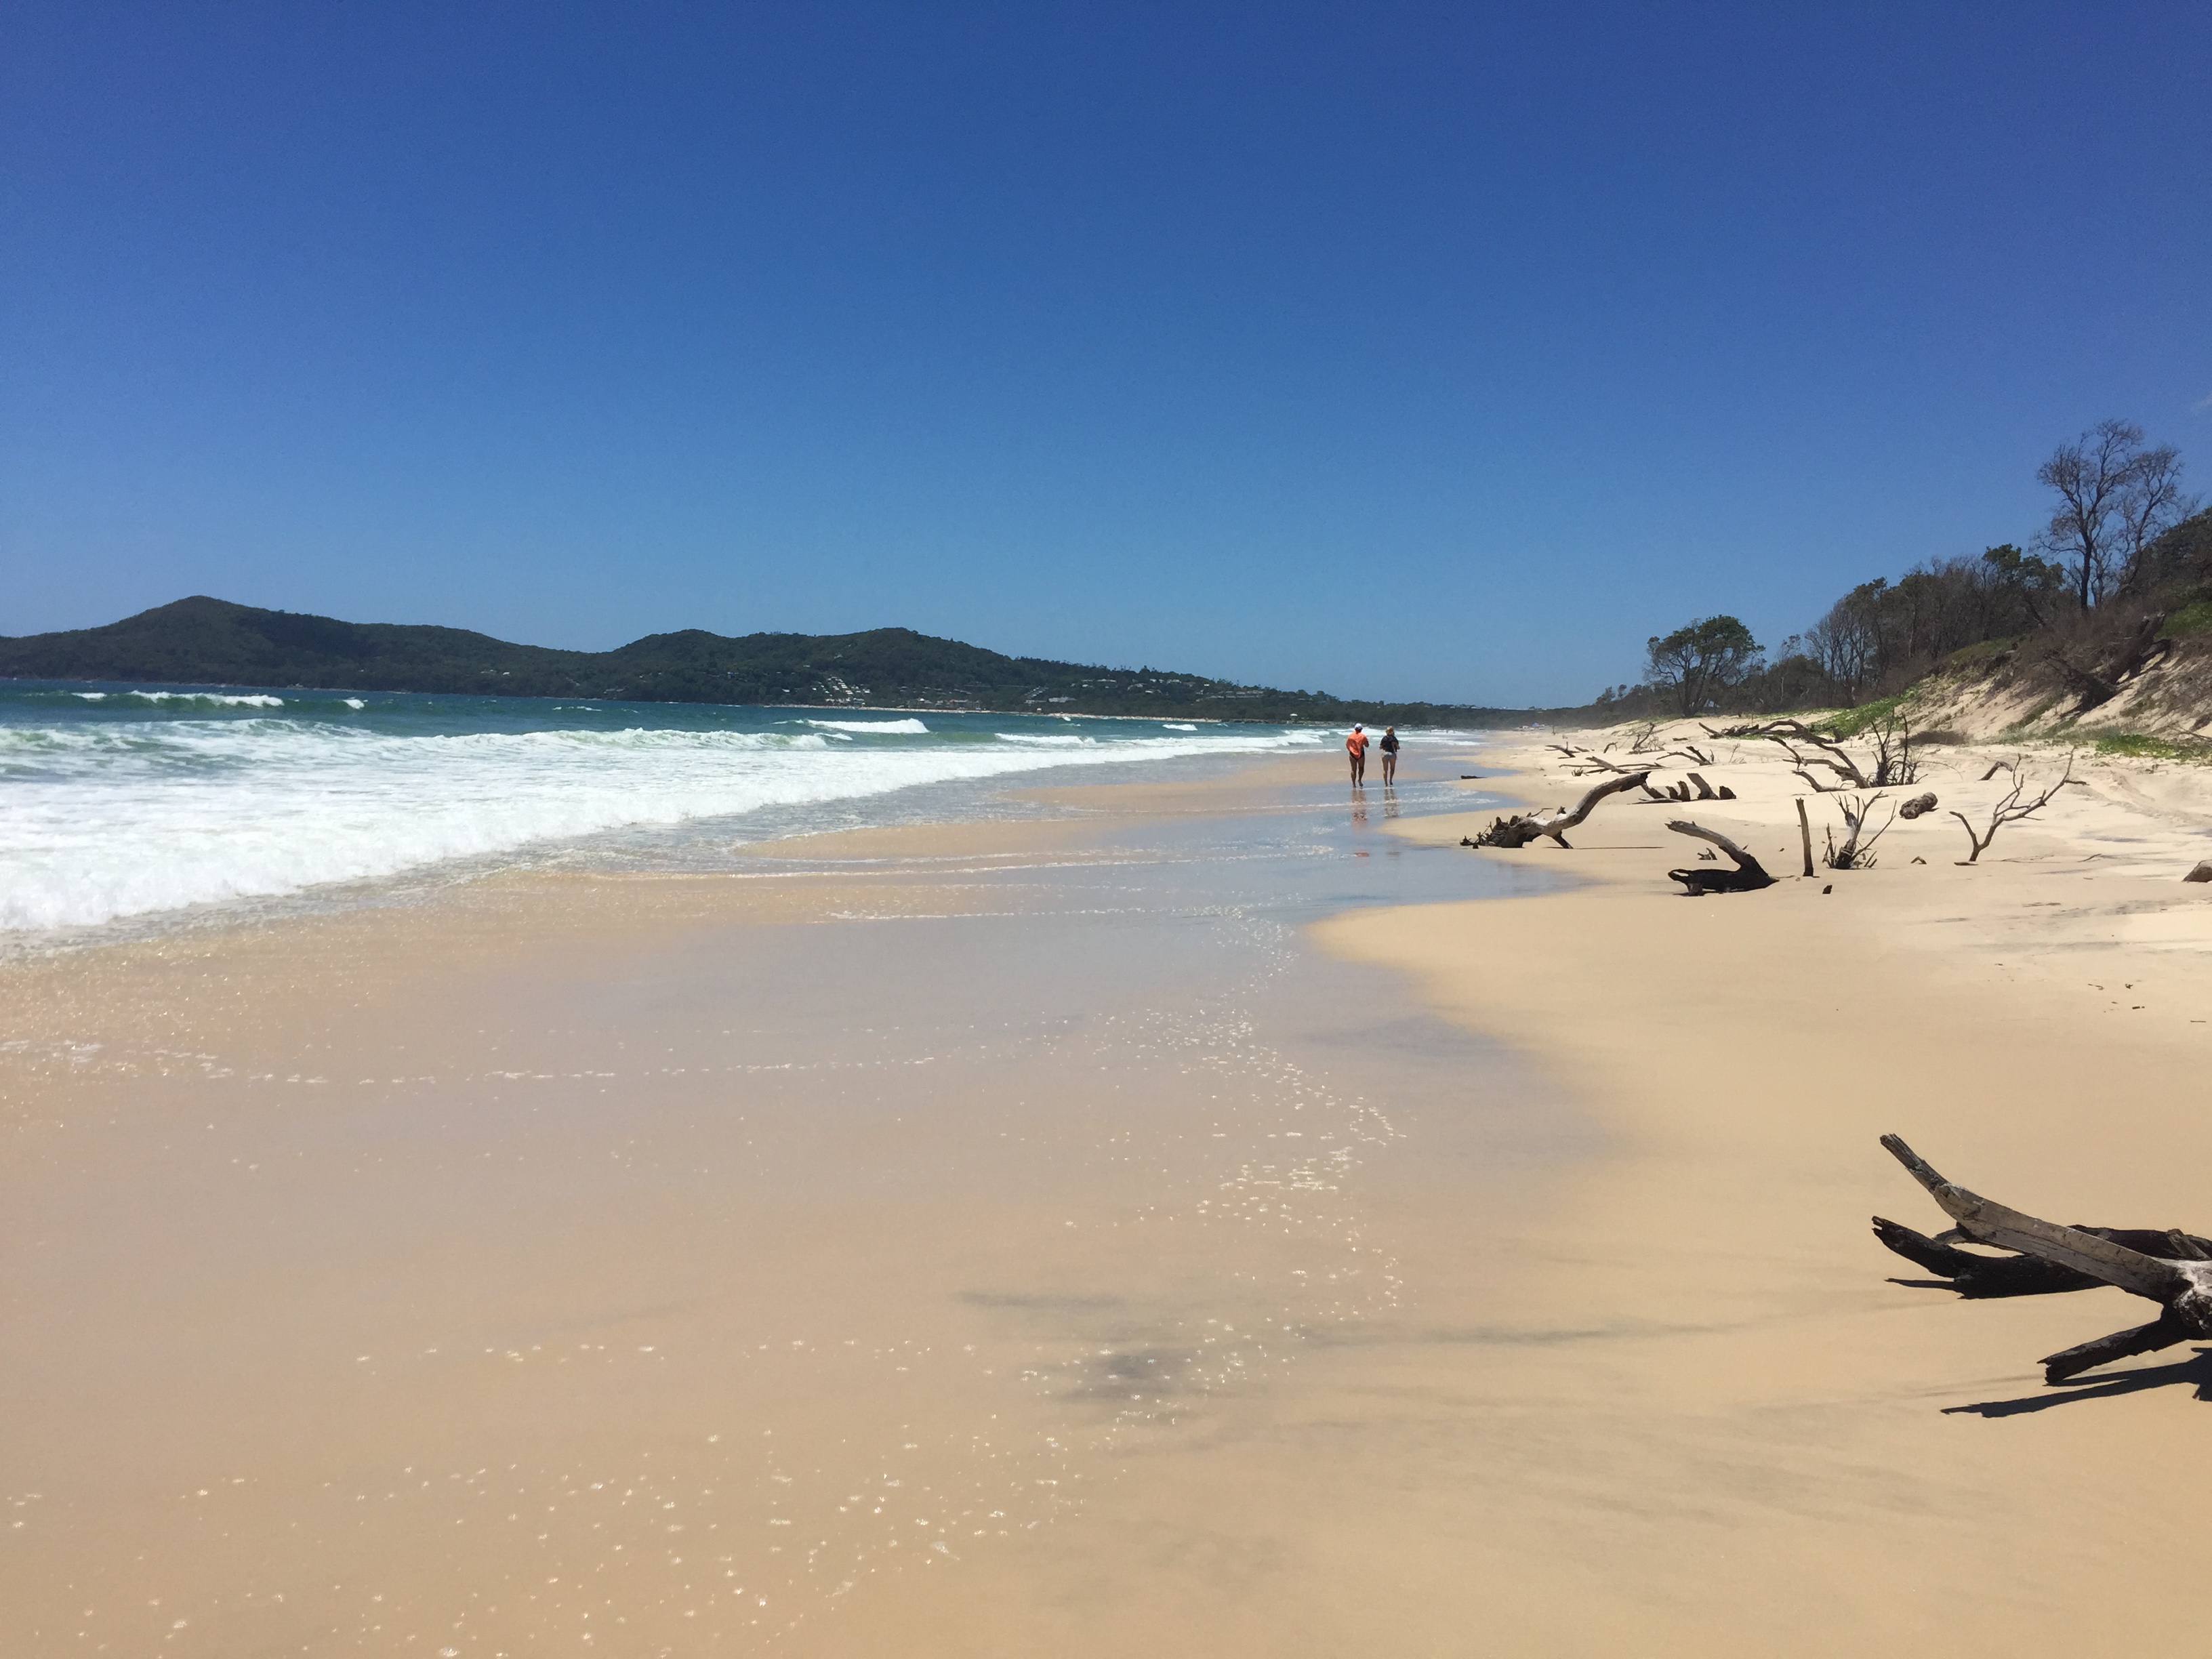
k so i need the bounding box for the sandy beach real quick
[8,731,2212,1655]
[3,748,1570,1656]
[1319,722,2212,1652]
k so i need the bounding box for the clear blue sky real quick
[5,2,2207,706]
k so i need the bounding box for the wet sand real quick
[5,749,1591,1657]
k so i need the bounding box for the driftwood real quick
[1706,718,1871,786]
[1546,742,1650,777]
[2186,861,2212,884]
[1950,754,2077,864]
[1708,716,1917,790]
[1875,1135,2212,1382]
[1664,819,1774,895]
[1896,791,1939,819]
[1824,793,1894,870]
[1650,775,1731,802]
[1462,770,1650,849]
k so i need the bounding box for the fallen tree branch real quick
[1871,1215,2212,1297]
[1950,754,2077,864]
[1546,741,1650,777]
[1824,793,1894,870]
[1710,716,1918,788]
[1462,770,1650,850]
[1664,819,1774,895]
[1875,1134,2212,1382]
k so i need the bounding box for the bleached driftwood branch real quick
[1664,819,1774,895]
[1950,754,2077,864]
[1874,1134,2212,1382]
[1462,771,1650,850]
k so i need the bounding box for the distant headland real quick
[0,596,1544,726]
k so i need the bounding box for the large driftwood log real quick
[1875,1134,2212,1382]
[1462,770,1650,850]
[1872,1216,2212,1297]
[1664,819,1774,895]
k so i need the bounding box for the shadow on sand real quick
[1944,1347,2212,1418]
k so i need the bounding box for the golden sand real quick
[8,732,2211,1655]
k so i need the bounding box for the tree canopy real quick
[1645,615,1762,715]
[2036,419,2188,609]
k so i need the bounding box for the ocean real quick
[0,680,1410,939]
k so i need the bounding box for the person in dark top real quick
[1378,724,1400,785]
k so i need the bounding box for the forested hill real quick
[0,596,1525,726]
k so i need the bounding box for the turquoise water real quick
[0,680,1451,936]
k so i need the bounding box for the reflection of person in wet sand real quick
[1379,724,1399,785]
[1345,723,1368,783]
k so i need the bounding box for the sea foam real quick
[801,717,929,734]
[0,702,1324,933]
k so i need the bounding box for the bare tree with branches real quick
[2038,419,2188,609]
[1646,616,1763,715]
[1949,754,2078,863]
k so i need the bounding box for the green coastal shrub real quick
[2094,733,2212,763]
[1945,636,2017,666]
[1822,694,1910,739]
[2156,599,2212,641]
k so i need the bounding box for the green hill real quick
[1,596,1525,726]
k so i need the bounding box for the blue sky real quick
[5,1,2208,705]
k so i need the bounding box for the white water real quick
[0,712,1328,933]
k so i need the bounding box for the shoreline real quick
[3,744,1578,1658]
[0,735,1355,963]
[2,672,1496,728]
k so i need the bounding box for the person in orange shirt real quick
[1345,722,1368,784]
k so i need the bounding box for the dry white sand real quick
[1313,720,2212,1653]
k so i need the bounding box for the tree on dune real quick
[2036,419,2189,609]
[1645,615,1763,715]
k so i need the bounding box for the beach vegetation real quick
[1821,695,1909,740]
[2156,598,2212,641]
[1944,636,2018,667]
[2094,733,2212,763]
[1644,615,1763,715]
[1591,434,2207,736]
